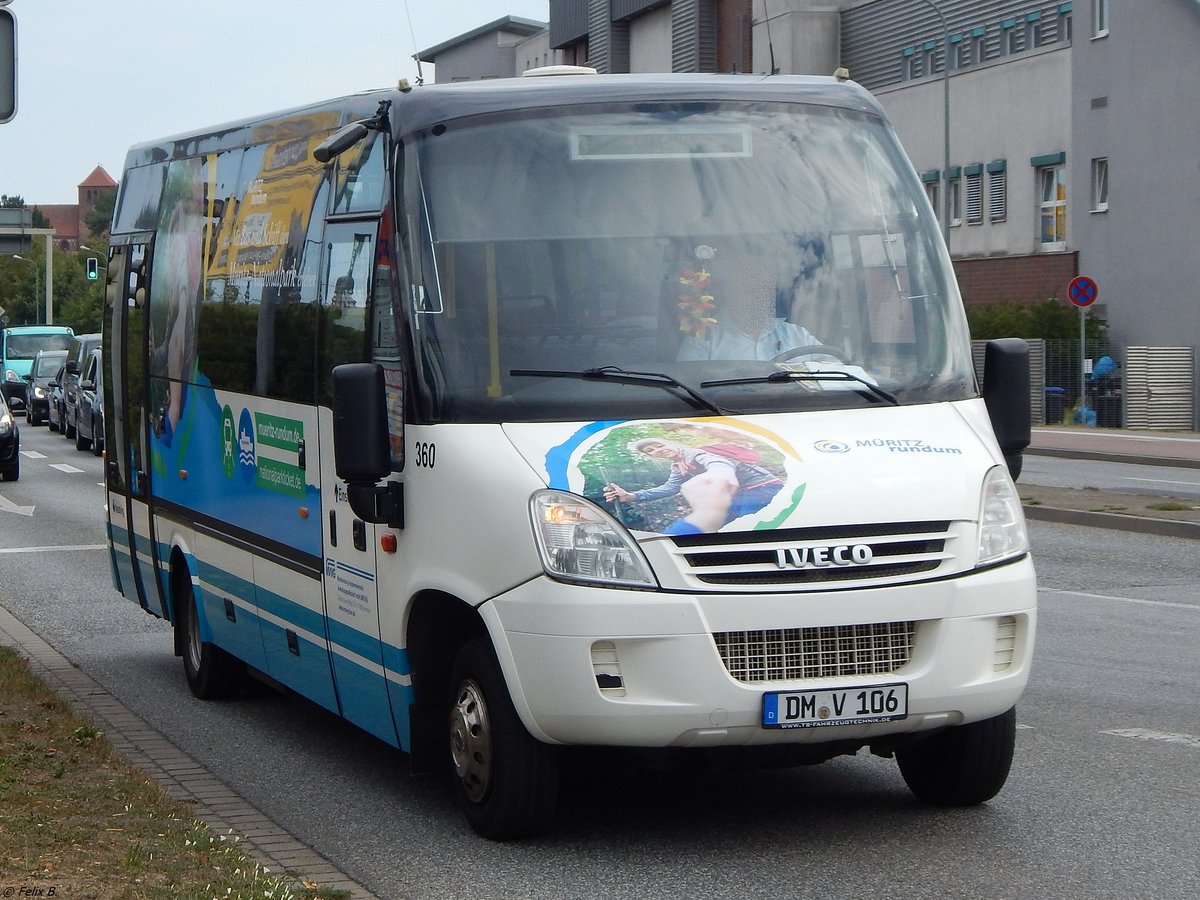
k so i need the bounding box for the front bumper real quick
[482,556,1036,748]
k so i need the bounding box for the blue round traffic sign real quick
[1068,275,1098,308]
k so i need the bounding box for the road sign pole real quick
[1067,274,1100,428]
[1079,306,1087,426]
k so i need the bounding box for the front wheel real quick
[178,579,244,700]
[448,638,559,840]
[896,707,1016,806]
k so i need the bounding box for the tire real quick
[48,406,59,432]
[1,458,17,482]
[75,415,92,451]
[178,578,244,700]
[27,408,40,427]
[64,411,76,439]
[897,707,1017,806]
[448,638,559,839]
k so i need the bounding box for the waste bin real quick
[1044,386,1066,425]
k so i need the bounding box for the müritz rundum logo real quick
[814,439,850,453]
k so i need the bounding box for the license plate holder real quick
[762,682,908,729]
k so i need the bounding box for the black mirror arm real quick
[347,481,404,529]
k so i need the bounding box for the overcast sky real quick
[1,0,549,205]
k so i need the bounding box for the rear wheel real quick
[178,579,244,700]
[896,707,1016,806]
[448,638,559,839]
[75,415,92,451]
[64,411,76,439]
[1,458,17,481]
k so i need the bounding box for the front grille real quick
[669,521,954,590]
[713,621,916,683]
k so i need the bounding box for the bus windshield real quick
[403,101,975,424]
[5,332,74,360]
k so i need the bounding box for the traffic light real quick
[86,257,99,281]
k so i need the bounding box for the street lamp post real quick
[913,0,951,249]
[11,253,40,324]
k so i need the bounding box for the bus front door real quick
[318,406,399,747]
[104,242,167,618]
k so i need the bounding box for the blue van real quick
[1,325,75,413]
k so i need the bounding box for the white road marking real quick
[20,450,48,459]
[49,463,85,473]
[0,495,36,516]
[0,544,107,554]
[1121,476,1200,487]
[1101,728,1200,750]
[1041,587,1198,612]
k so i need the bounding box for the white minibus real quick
[102,71,1035,839]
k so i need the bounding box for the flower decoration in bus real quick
[677,265,717,338]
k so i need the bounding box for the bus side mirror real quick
[982,338,1031,481]
[332,363,403,528]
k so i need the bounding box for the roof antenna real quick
[761,0,779,75]
[403,0,426,84]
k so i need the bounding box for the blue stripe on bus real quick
[110,540,415,751]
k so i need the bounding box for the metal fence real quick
[974,339,1198,431]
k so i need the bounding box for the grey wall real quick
[1072,0,1200,359]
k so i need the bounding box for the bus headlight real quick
[530,491,657,588]
[977,465,1029,567]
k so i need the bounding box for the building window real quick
[987,161,1008,221]
[947,170,962,227]
[1093,0,1108,37]
[970,28,987,62]
[1060,4,1073,43]
[925,180,940,222]
[1001,20,1022,55]
[965,166,984,224]
[1037,164,1067,249]
[1028,12,1046,47]
[1091,157,1109,211]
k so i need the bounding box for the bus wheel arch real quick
[404,591,486,773]
[169,549,243,700]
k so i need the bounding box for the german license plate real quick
[762,682,908,729]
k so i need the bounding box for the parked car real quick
[0,390,19,481]
[24,348,68,427]
[60,332,100,440]
[74,347,104,455]
[47,363,67,433]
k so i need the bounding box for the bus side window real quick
[317,222,375,405]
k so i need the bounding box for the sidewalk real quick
[0,604,379,900]
[1022,426,1200,539]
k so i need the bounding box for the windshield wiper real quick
[511,366,726,415]
[701,369,899,406]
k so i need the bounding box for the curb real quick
[1022,503,1200,540]
[0,603,379,900]
[1028,446,1200,470]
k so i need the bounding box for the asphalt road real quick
[2,423,1199,899]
